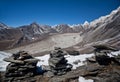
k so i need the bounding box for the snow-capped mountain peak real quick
[82,21,89,28]
[110,6,120,15]
[89,7,120,28]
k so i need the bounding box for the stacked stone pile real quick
[48,47,72,76]
[93,45,119,65]
[3,51,39,81]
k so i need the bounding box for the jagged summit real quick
[82,21,89,28]
[30,22,40,27]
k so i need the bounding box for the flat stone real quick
[93,45,118,51]
[3,58,24,64]
[42,65,51,71]
[19,65,35,68]
[24,58,39,63]
[18,68,27,71]
[6,67,18,71]
[44,71,54,77]
[67,50,80,56]
[86,64,104,72]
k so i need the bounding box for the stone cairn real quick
[48,47,72,76]
[93,45,119,65]
[3,51,39,81]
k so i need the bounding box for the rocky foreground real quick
[0,50,120,82]
[0,55,120,82]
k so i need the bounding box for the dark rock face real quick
[47,47,73,76]
[3,51,39,82]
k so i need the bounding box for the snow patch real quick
[82,21,89,28]
[108,50,120,57]
[36,51,120,69]
[65,54,94,69]
[0,51,12,71]
[32,37,35,40]
[36,53,94,69]
[78,76,93,82]
[1,50,120,71]
[36,55,50,66]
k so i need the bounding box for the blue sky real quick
[0,0,120,27]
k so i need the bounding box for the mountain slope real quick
[72,7,120,53]
[6,33,82,55]
[83,7,120,43]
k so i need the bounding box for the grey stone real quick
[19,65,35,68]
[18,68,27,71]
[3,57,24,64]
[67,50,80,56]
[44,71,54,77]
[42,65,51,71]
[24,58,39,63]
[86,56,96,63]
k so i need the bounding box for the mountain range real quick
[0,7,120,55]
[0,21,85,50]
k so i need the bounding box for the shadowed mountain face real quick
[0,7,120,54]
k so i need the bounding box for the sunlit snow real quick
[1,50,120,71]
[0,51,12,71]
[36,53,94,69]
[78,76,93,82]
